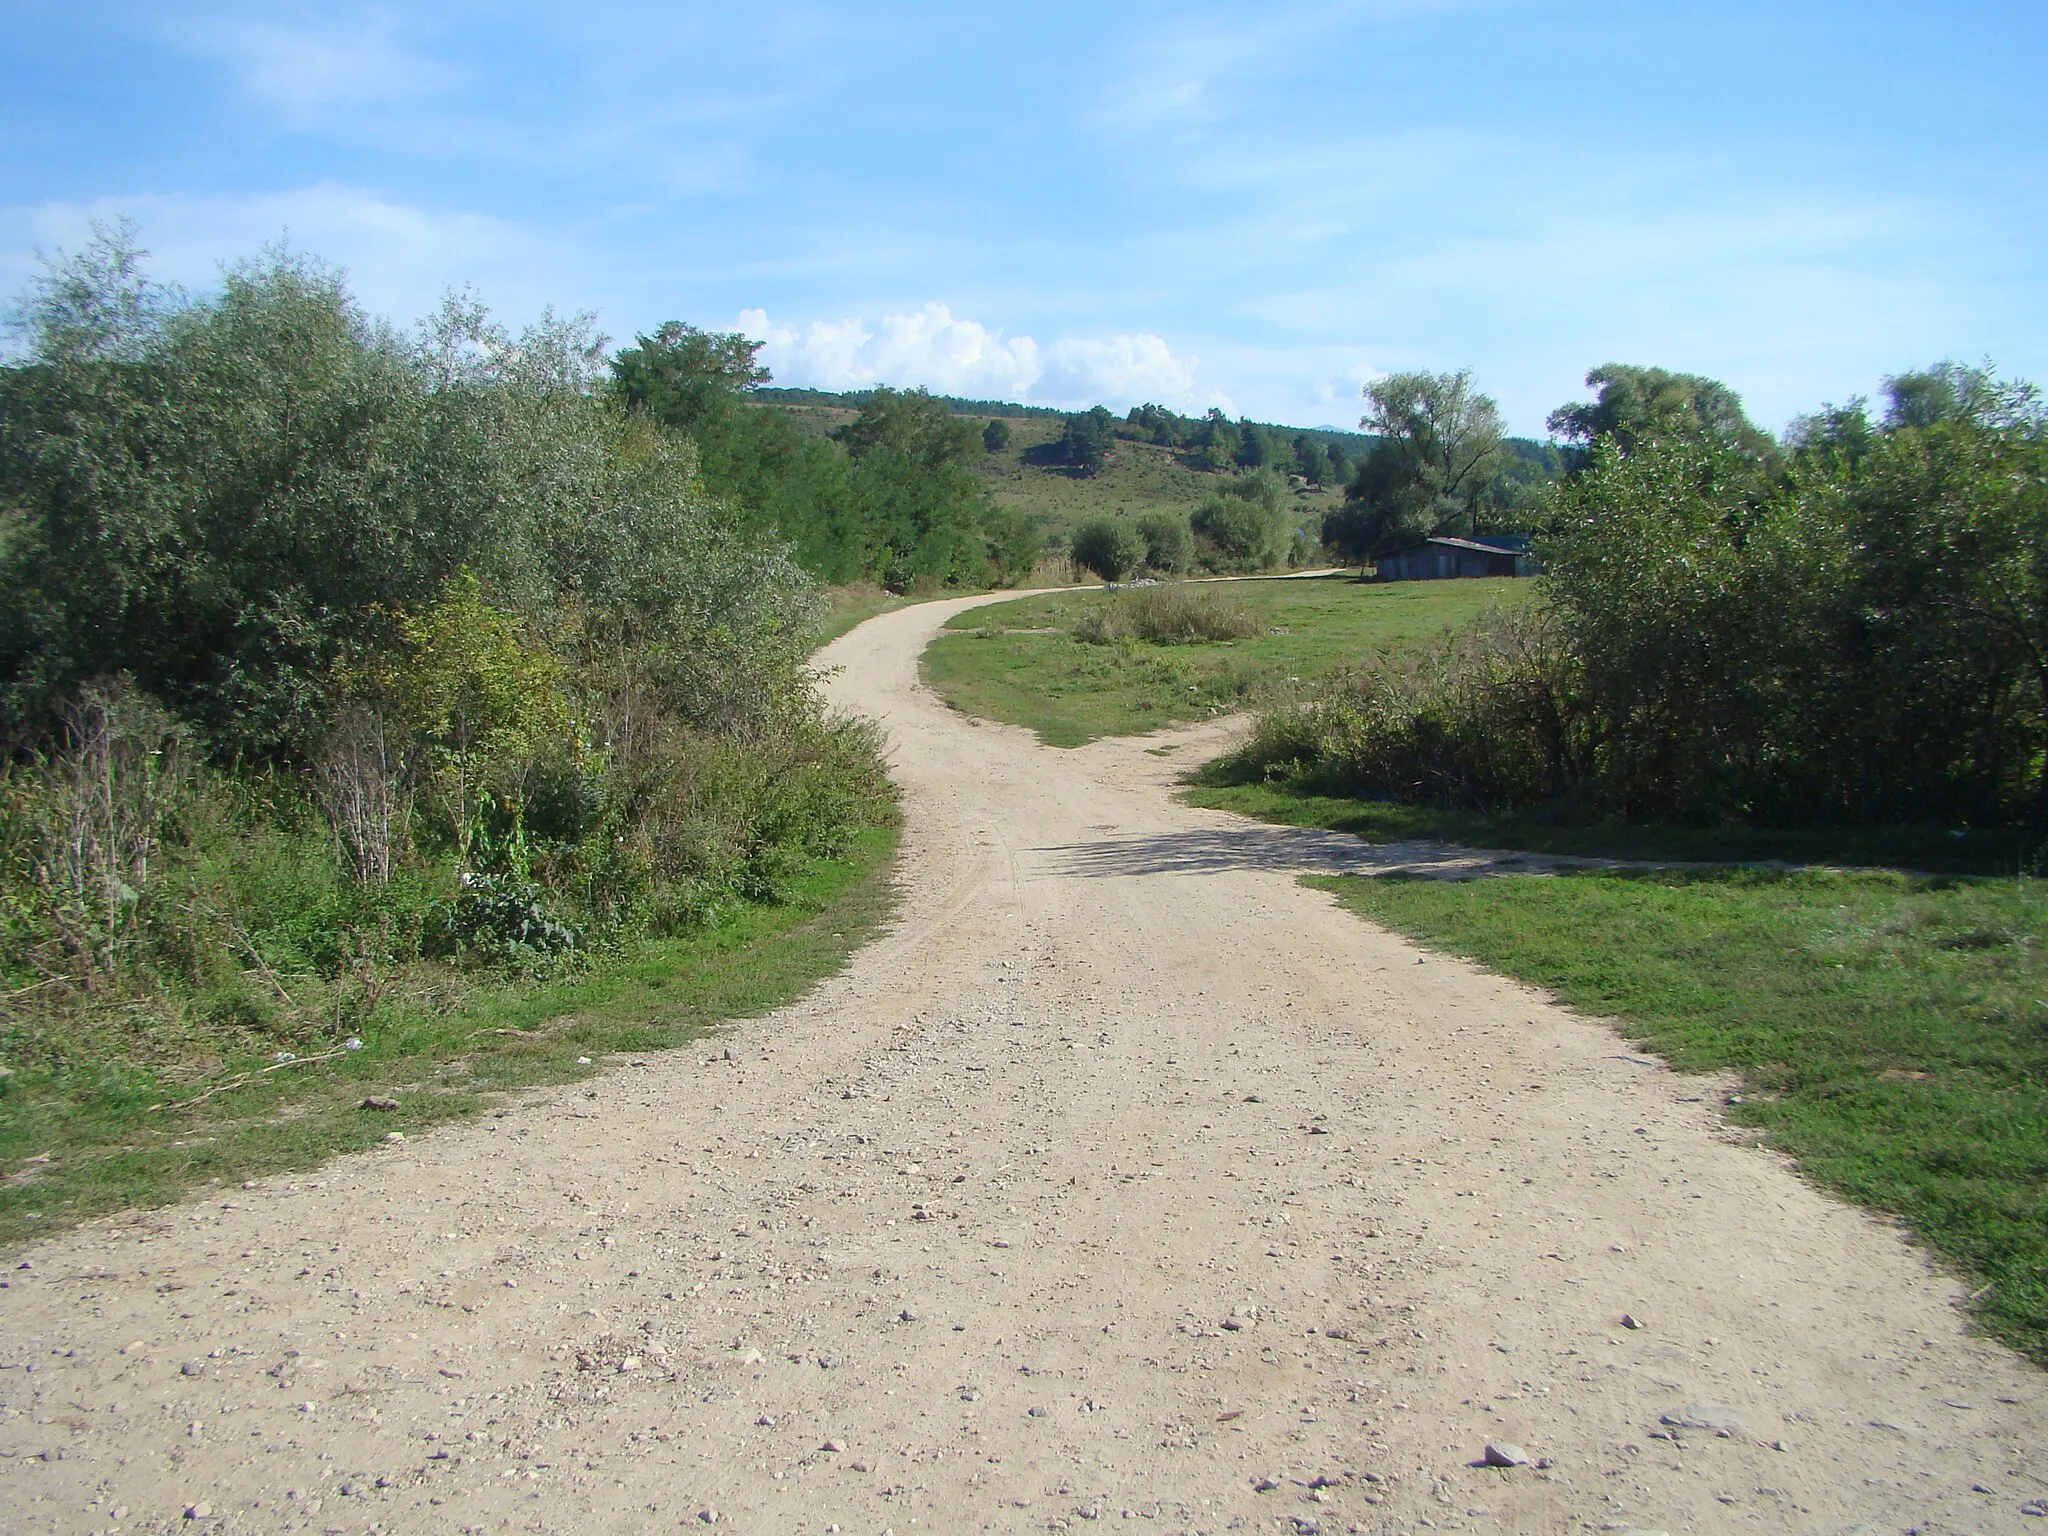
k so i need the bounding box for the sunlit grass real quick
[923,575,1526,746]
[1315,863,2048,1363]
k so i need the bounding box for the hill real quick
[740,389,1356,554]
[973,411,1345,549]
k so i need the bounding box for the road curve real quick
[3,591,2043,1535]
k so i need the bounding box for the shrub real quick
[0,226,900,1074]
[432,873,580,966]
[1070,517,1146,582]
[1209,605,1583,810]
[1191,470,1291,572]
[1134,512,1194,574]
[1075,587,1264,646]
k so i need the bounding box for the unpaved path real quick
[4,593,2044,1536]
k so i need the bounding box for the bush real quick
[1075,586,1264,646]
[1070,517,1147,582]
[0,225,900,1072]
[1134,511,1194,574]
[1190,471,1291,572]
[433,873,580,966]
[1209,605,1582,810]
[1227,365,2048,833]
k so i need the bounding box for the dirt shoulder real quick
[2,592,2043,1535]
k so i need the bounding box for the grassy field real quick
[922,575,1526,746]
[0,826,896,1245]
[1315,864,2048,1363]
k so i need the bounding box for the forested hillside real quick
[665,368,1558,580]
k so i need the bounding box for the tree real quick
[610,321,769,438]
[982,417,1011,453]
[834,386,979,469]
[1323,370,1505,560]
[1293,435,1329,485]
[1127,403,1187,446]
[1191,471,1291,572]
[1547,363,1777,477]
[0,235,818,758]
[1188,408,1240,471]
[1134,511,1194,574]
[1059,406,1117,476]
[829,389,1012,590]
[1878,361,2035,432]
[1830,407,2048,819]
[1234,421,1269,468]
[1070,517,1146,582]
[7,214,180,364]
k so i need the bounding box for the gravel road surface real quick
[4,592,2044,1535]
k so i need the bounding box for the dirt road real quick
[4,593,2044,1536]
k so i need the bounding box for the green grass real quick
[1312,864,2048,1363]
[920,575,1527,747]
[0,825,896,1244]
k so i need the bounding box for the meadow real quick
[975,415,1345,544]
[748,399,1349,554]
[922,574,1524,746]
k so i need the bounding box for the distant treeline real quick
[753,386,1066,420]
[648,352,1574,571]
[611,327,1040,589]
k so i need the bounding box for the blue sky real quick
[3,1,2043,434]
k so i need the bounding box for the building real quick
[1375,534,1538,581]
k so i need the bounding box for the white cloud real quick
[738,303,1038,399]
[1039,333,1207,411]
[737,302,1222,412]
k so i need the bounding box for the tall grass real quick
[0,680,893,1090]
[1208,604,1581,810]
[1074,585,1265,646]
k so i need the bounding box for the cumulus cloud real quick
[739,303,1039,400]
[737,302,1221,412]
[1038,333,1207,411]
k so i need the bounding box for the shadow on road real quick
[1033,825,1556,881]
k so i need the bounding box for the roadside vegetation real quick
[1199,359,2048,1358]
[0,223,899,1238]
[923,576,1523,747]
